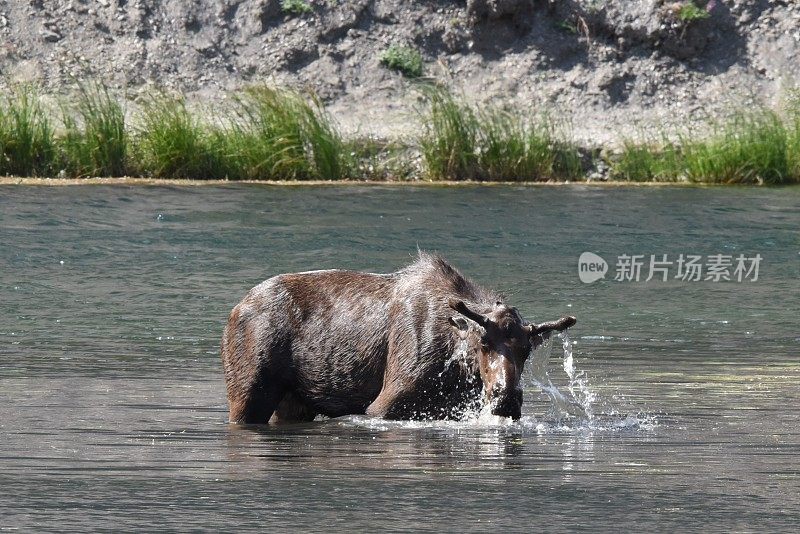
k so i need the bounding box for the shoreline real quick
[0,176,772,188]
[1,84,798,185]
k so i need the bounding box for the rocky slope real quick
[1,0,798,144]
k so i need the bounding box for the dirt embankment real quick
[1,1,798,144]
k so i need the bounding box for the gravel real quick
[1,0,797,145]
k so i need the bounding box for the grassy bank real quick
[419,86,581,181]
[608,97,800,184]
[1,83,799,184]
[0,83,353,181]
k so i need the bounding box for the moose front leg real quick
[365,385,420,420]
[366,361,452,419]
[367,323,437,419]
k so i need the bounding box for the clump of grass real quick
[59,82,128,177]
[611,108,800,184]
[785,91,800,178]
[555,20,578,34]
[380,45,424,78]
[135,93,227,180]
[281,0,313,16]
[680,110,791,184]
[4,81,800,184]
[418,86,581,181]
[215,86,350,181]
[610,135,682,182]
[418,87,479,180]
[480,109,581,181]
[0,86,56,177]
[678,2,710,23]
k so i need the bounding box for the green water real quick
[1,185,798,531]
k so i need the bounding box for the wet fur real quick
[221,252,499,423]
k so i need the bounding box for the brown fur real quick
[221,252,553,424]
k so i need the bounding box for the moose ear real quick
[448,298,489,327]
[525,316,577,348]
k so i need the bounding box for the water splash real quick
[437,337,481,394]
[337,411,657,433]
[336,331,656,432]
[438,337,469,379]
[525,331,591,421]
[560,330,596,419]
[417,327,655,431]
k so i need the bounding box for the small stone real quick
[40,29,62,42]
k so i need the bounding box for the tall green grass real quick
[215,86,350,181]
[681,111,791,184]
[1,82,799,184]
[0,86,56,177]
[611,107,800,184]
[418,87,479,180]
[59,83,128,177]
[480,109,581,181]
[785,91,800,178]
[611,136,682,182]
[135,93,226,180]
[418,87,581,181]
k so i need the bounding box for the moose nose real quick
[490,387,523,420]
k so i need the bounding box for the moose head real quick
[448,298,576,420]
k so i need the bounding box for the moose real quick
[221,252,576,424]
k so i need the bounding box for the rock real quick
[466,0,535,22]
[442,22,470,53]
[318,0,370,42]
[0,0,795,151]
[40,28,62,42]
[596,69,636,103]
[192,38,217,58]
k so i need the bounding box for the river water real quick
[1,184,798,531]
